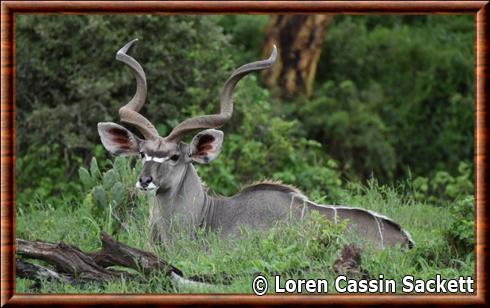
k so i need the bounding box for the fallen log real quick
[16,232,214,289]
[16,259,74,285]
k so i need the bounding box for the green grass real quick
[15,177,474,294]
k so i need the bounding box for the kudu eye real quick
[139,152,145,159]
[170,154,180,162]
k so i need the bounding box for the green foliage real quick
[407,161,474,255]
[16,14,342,202]
[214,15,474,183]
[410,161,474,206]
[244,212,347,274]
[337,178,474,278]
[216,15,270,63]
[446,196,475,255]
[307,15,474,182]
[16,15,474,202]
[16,143,82,206]
[306,212,349,258]
[168,212,346,278]
[298,81,396,181]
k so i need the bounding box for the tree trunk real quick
[261,15,333,98]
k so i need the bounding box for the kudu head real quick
[98,39,277,192]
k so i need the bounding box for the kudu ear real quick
[97,122,141,156]
[189,129,224,164]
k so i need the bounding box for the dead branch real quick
[15,232,192,286]
[16,259,74,284]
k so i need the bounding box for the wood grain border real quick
[1,1,488,306]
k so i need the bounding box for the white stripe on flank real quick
[301,199,307,220]
[289,194,295,212]
[374,216,384,249]
[289,193,308,220]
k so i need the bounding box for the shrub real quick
[310,15,474,182]
[407,161,474,255]
[298,81,396,181]
[446,196,475,255]
[16,143,82,206]
[216,15,270,63]
[409,161,473,207]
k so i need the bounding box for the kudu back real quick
[98,39,414,250]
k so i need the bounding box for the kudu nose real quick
[139,176,152,187]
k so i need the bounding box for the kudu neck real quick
[155,163,210,230]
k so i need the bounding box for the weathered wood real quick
[16,259,74,285]
[16,236,133,283]
[16,232,178,285]
[15,232,232,288]
[89,232,182,276]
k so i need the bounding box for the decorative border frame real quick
[1,1,488,306]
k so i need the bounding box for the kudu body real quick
[98,40,414,250]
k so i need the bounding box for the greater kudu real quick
[98,39,414,250]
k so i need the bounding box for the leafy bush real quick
[445,196,474,255]
[16,15,343,203]
[405,161,474,255]
[309,15,474,182]
[16,143,82,206]
[213,15,474,184]
[216,15,269,63]
[409,161,473,206]
[16,15,474,204]
[298,80,396,181]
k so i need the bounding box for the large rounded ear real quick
[189,129,224,164]
[97,122,141,156]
